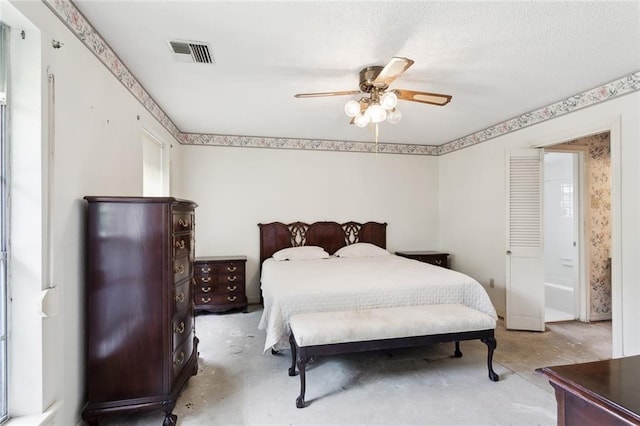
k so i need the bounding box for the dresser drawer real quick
[172,332,194,379]
[172,235,192,258]
[195,281,244,296]
[173,279,191,314]
[196,293,246,306]
[173,256,192,283]
[172,310,194,352]
[172,211,193,233]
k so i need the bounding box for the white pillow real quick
[272,246,330,261]
[333,242,390,258]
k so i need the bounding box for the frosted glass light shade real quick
[354,113,369,128]
[387,109,402,124]
[344,100,360,117]
[380,91,398,110]
[366,103,387,123]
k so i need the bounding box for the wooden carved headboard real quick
[258,221,387,265]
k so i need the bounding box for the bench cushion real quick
[290,304,497,347]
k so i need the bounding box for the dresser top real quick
[195,256,247,262]
[84,196,197,206]
[538,355,640,419]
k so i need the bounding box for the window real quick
[142,130,165,196]
[561,182,574,217]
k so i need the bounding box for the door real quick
[506,149,545,331]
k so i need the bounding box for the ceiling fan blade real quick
[373,57,415,87]
[294,90,361,98]
[394,89,452,106]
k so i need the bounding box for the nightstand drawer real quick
[395,251,450,269]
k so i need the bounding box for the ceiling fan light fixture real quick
[387,108,402,124]
[366,103,387,123]
[354,113,369,128]
[344,100,360,118]
[380,91,398,110]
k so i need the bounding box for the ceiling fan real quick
[294,57,452,127]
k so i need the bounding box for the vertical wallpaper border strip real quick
[43,0,639,157]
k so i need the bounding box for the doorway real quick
[543,132,612,324]
[543,152,580,322]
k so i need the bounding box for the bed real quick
[257,221,497,354]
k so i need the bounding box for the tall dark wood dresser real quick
[82,197,198,426]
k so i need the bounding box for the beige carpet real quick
[96,306,611,425]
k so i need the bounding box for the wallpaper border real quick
[44,0,640,156]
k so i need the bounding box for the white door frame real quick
[535,117,621,355]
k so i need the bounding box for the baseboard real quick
[6,400,61,426]
[590,313,612,322]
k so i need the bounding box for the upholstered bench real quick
[288,304,499,408]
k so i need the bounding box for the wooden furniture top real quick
[258,221,387,265]
[395,250,449,256]
[195,256,247,262]
[537,355,640,421]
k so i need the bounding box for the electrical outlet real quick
[489,278,495,288]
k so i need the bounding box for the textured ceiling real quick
[73,1,640,146]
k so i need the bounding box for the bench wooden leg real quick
[481,337,499,381]
[296,349,308,408]
[453,340,463,358]
[288,334,297,376]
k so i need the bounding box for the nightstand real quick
[395,251,450,268]
[194,256,247,313]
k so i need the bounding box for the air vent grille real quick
[168,40,214,64]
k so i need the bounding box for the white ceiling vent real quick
[168,40,214,64]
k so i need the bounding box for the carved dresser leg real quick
[481,336,499,381]
[163,413,178,426]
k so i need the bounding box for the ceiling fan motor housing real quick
[359,66,386,92]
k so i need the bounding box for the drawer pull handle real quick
[201,286,212,293]
[227,296,237,302]
[227,285,237,292]
[201,267,211,273]
[201,277,211,283]
[175,240,186,249]
[175,292,185,303]
[201,297,211,303]
[175,351,185,365]
[175,321,185,334]
[175,264,185,274]
[227,276,237,282]
[434,260,442,264]
[178,219,189,228]
[227,266,237,272]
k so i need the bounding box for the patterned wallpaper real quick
[43,0,640,156]
[562,133,611,319]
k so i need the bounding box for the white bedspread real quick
[258,255,497,353]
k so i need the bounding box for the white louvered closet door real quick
[506,149,545,331]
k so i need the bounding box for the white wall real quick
[177,146,440,302]
[5,1,180,424]
[438,92,640,357]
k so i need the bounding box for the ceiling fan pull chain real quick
[375,123,379,153]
